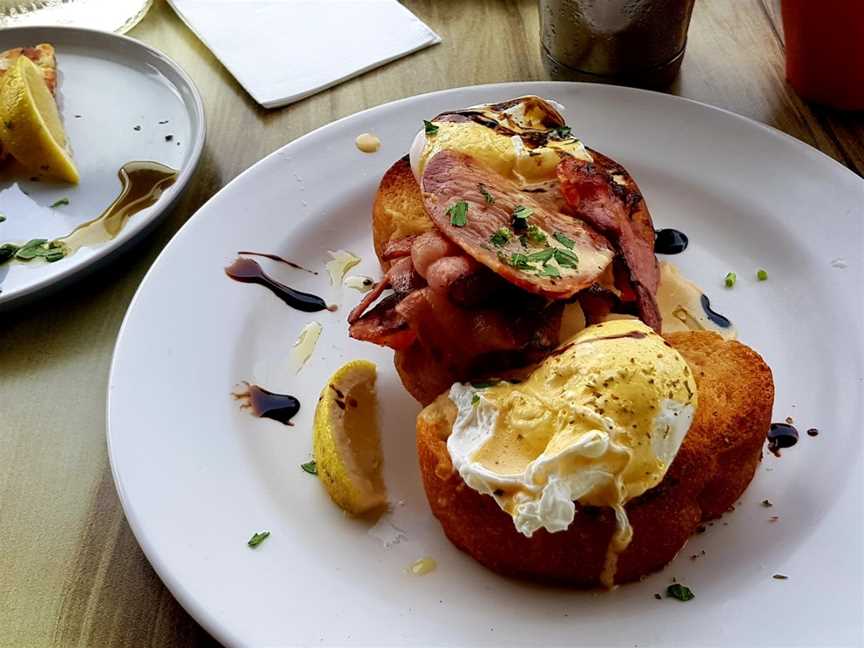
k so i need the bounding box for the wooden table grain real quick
[0,1,860,646]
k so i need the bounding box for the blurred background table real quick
[0,0,861,646]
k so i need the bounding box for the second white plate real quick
[0,26,204,308]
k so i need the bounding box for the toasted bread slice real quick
[416,331,774,587]
[372,156,433,268]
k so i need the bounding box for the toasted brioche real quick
[416,331,774,587]
[372,156,433,268]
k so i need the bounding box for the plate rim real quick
[107,80,864,647]
[0,24,206,309]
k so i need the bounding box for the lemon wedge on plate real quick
[0,56,79,183]
[312,360,387,515]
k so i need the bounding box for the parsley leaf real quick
[527,224,546,244]
[510,253,531,270]
[478,183,495,205]
[553,232,575,249]
[247,531,271,548]
[512,205,533,222]
[50,198,69,208]
[0,244,18,264]
[471,393,480,405]
[666,583,694,601]
[424,120,439,136]
[553,248,579,269]
[540,264,561,278]
[300,460,318,475]
[526,248,555,263]
[550,125,572,140]
[489,227,511,247]
[448,201,469,227]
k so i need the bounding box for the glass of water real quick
[0,0,153,33]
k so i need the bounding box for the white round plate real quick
[108,83,864,647]
[0,26,204,309]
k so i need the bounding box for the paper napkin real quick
[167,0,441,108]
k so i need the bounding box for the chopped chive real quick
[247,531,270,548]
[448,201,469,227]
[724,272,736,288]
[756,268,768,281]
[424,120,439,136]
[540,264,561,278]
[478,183,495,205]
[50,197,69,208]
[510,253,531,270]
[553,232,575,249]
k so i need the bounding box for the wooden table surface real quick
[1,1,861,646]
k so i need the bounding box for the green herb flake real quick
[471,393,480,405]
[666,583,695,601]
[300,460,318,475]
[526,224,547,244]
[724,272,736,288]
[772,574,789,580]
[0,214,5,223]
[478,183,495,205]
[247,531,271,548]
[470,380,499,389]
[0,243,19,264]
[553,232,575,249]
[756,268,768,281]
[424,120,439,136]
[550,125,572,140]
[540,264,561,278]
[553,248,579,269]
[50,197,70,208]
[510,252,531,270]
[512,205,533,223]
[526,248,555,263]
[448,201,469,227]
[489,227,511,247]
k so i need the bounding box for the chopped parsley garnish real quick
[300,460,318,475]
[0,214,5,223]
[772,574,789,580]
[247,531,270,548]
[423,120,439,136]
[526,248,555,263]
[550,125,572,140]
[553,232,575,249]
[50,197,69,208]
[553,248,579,269]
[489,227,511,247]
[510,252,531,269]
[540,264,561,278]
[512,205,533,222]
[526,224,546,244]
[724,271,736,288]
[761,499,773,507]
[471,393,480,405]
[666,583,694,601]
[470,380,499,389]
[14,238,66,262]
[756,268,768,281]
[478,183,495,205]
[0,244,18,264]
[448,201,469,227]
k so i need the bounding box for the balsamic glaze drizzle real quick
[225,257,332,313]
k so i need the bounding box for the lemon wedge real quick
[312,360,386,515]
[0,56,78,183]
